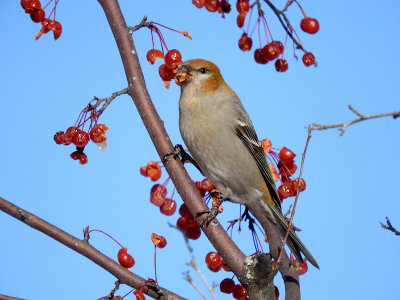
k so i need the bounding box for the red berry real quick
[117,248,135,268]
[236,12,246,28]
[159,64,176,81]
[278,181,295,199]
[207,263,223,272]
[297,260,308,275]
[275,286,279,299]
[220,278,235,294]
[279,147,296,163]
[30,9,45,23]
[165,49,182,65]
[176,216,188,233]
[233,284,247,299]
[140,166,148,177]
[300,17,320,34]
[201,178,214,192]
[262,42,281,61]
[178,203,192,218]
[236,0,250,13]
[45,20,62,40]
[195,181,206,197]
[254,48,268,64]
[275,59,288,72]
[133,290,146,300]
[205,252,222,268]
[192,0,206,8]
[54,131,64,145]
[79,153,88,165]
[151,233,167,248]
[146,49,164,65]
[24,0,41,13]
[72,129,90,148]
[292,178,306,192]
[21,0,31,9]
[238,33,252,51]
[160,198,177,216]
[185,225,201,240]
[70,151,81,161]
[302,52,315,67]
[205,0,219,12]
[221,259,231,271]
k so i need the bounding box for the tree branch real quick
[95,0,258,294]
[380,217,400,236]
[0,197,185,300]
[309,105,400,135]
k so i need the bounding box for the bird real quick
[175,59,319,269]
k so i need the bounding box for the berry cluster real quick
[262,139,307,201]
[149,183,177,216]
[20,0,62,40]
[192,0,319,71]
[54,101,108,165]
[192,0,232,17]
[144,22,191,88]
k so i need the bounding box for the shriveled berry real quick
[236,12,246,28]
[70,151,81,161]
[297,260,308,275]
[238,33,252,51]
[117,248,135,268]
[254,48,268,64]
[79,153,88,165]
[24,0,41,13]
[151,233,167,248]
[54,131,64,145]
[302,52,315,67]
[48,20,62,40]
[220,0,231,13]
[275,59,288,72]
[133,290,146,300]
[89,124,108,143]
[72,129,90,148]
[62,126,78,145]
[146,49,164,65]
[146,161,161,181]
[160,198,177,216]
[193,0,206,8]
[220,278,235,294]
[300,17,320,34]
[236,0,250,13]
[205,0,219,12]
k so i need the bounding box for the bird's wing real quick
[233,102,282,210]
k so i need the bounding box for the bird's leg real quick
[197,195,229,227]
[162,144,203,174]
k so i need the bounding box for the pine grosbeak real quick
[176,59,319,269]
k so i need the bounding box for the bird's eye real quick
[199,68,207,74]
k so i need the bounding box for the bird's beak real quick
[175,65,192,85]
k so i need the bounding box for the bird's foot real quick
[162,144,203,174]
[196,196,228,227]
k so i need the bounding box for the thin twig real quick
[182,272,209,300]
[276,128,312,265]
[89,87,129,117]
[127,16,155,34]
[309,105,400,136]
[380,217,400,236]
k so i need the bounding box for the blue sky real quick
[1,1,399,299]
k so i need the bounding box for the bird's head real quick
[175,59,227,96]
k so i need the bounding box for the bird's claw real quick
[163,144,203,174]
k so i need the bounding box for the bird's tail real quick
[269,204,319,269]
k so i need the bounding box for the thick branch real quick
[96,0,249,289]
[0,197,184,300]
[380,217,400,236]
[310,105,400,135]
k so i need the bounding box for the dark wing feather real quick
[235,122,282,210]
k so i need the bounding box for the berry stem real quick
[87,229,124,248]
[246,6,254,34]
[249,16,259,39]
[42,0,53,10]
[281,31,288,59]
[154,246,158,283]
[257,18,262,48]
[294,0,307,18]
